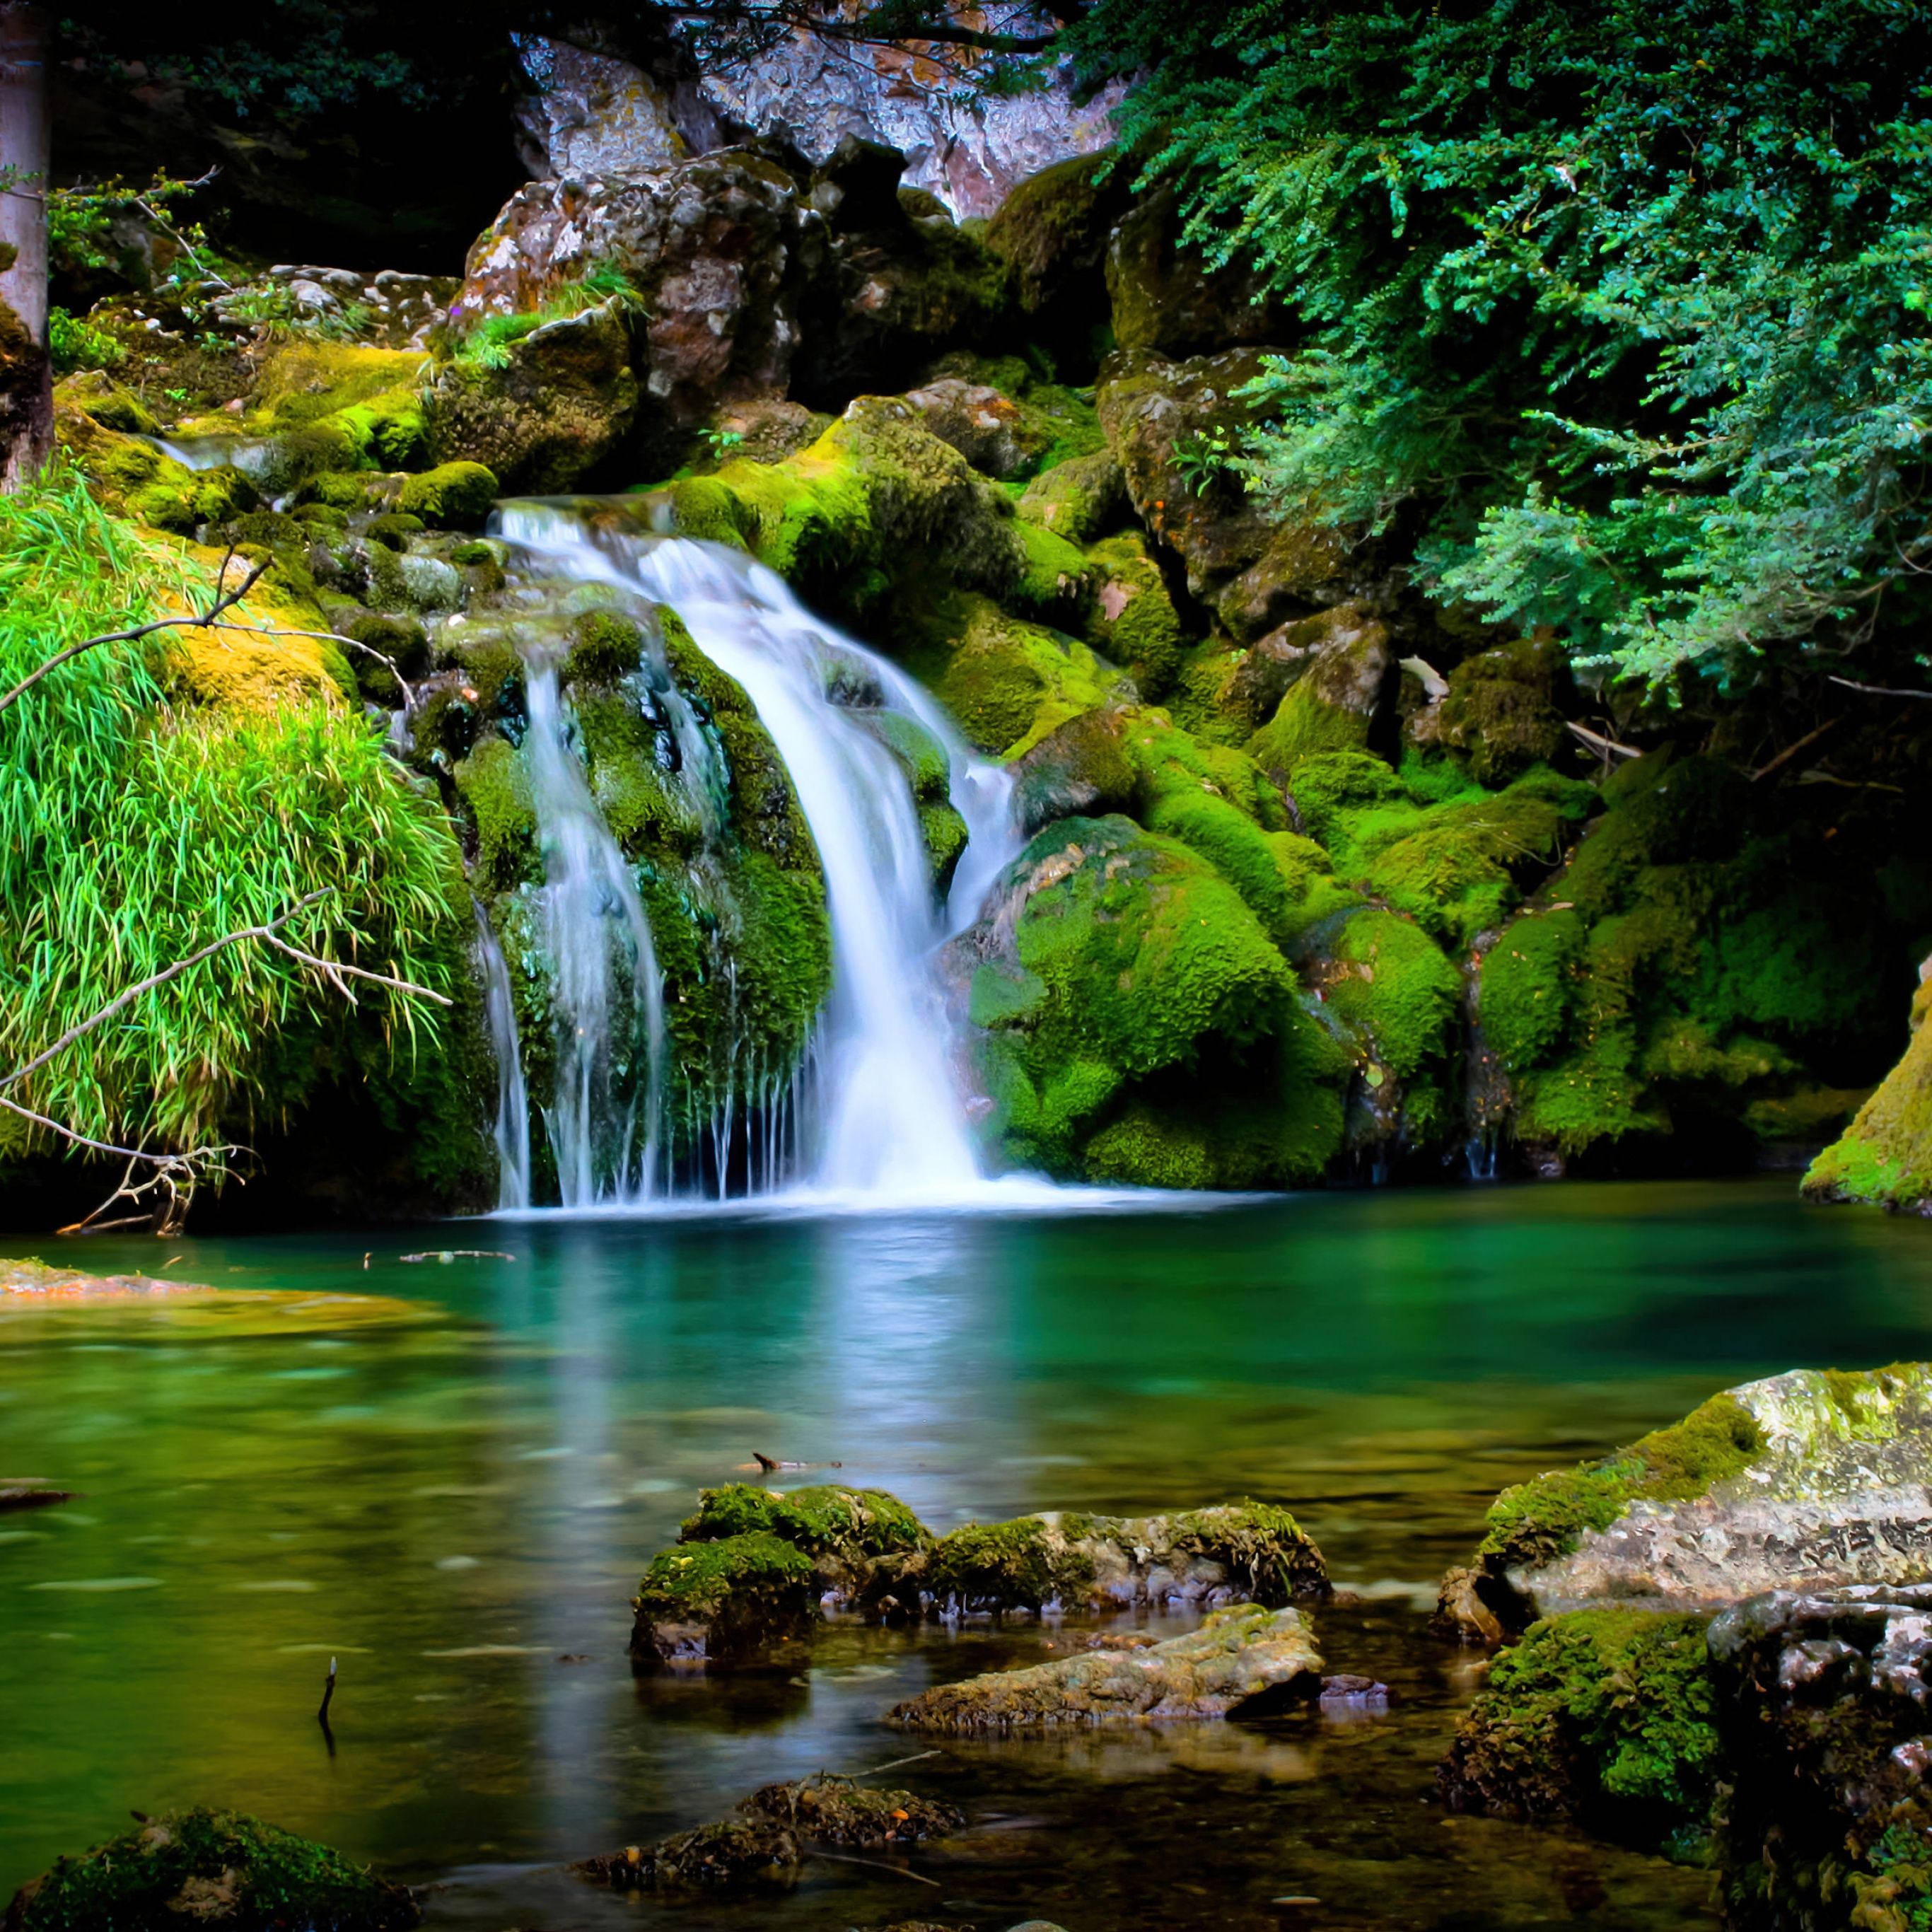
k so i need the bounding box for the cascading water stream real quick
[493,505,1024,1204]
[473,907,532,1211]
[520,640,670,1206]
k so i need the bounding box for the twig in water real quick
[318,1655,337,1726]
[809,1851,941,1888]
[849,1748,943,1780]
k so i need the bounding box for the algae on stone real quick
[892,1602,1322,1730]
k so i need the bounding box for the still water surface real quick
[4,1178,1931,1928]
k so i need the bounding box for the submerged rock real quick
[891,1603,1322,1730]
[1438,1366,1932,1638]
[579,1774,959,1892]
[3,1808,418,1931]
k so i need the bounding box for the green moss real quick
[851,706,950,798]
[1168,1501,1327,1602]
[6,1807,418,1932]
[1247,661,1374,772]
[1321,909,1462,1080]
[1477,1392,1764,1572]
[395,461,499,528]
[912,594,1126,757]
[1013,516,1094,623]
[1085,531,1185,697]
[453,738,537,895]
[1481,910,1585,1067]
[1437,638,1572,786]
[679,1484,929,1561]
[1017,448,1127,547]
[564,609,646,685]
[1805,980,1932,1209]
[635,1532,815,1626]
[1441,1609,1721,1840]
[919,1516,1096,1609]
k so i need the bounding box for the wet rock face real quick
[1438,1366,1932,1640]
[1105,185,1293,359]
[890,1603,1322,1730]
[513,37,688,180]
[1710,1585,1932,1931]
[3,1808,419,1931]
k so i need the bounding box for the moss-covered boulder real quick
[740,1775,962,1846]
[679,1482,928,1602]
[1437,1609,1722,1849]
[578,1816,801,1892]
[1083,530,1185,697]
[629,1530,817,1669]
[426,302,639,492]
[3,1809,419,1931]
[984,151,1131,371]
[1246,610,1395,781]
[1437,638,1574,786]
[1438,1366,1932,1639]
[904,1502,1329,1616]
[1805,966,1932,1214]
[395,460,499,529]
[1018,447,1129,547]
[1105,184,1292,359]
[958,813,1348,1185]
[892,1602,1322,1730]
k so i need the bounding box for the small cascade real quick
[493,506,1023,1204]
[520,641,670,1206]
[474,907,532,1211]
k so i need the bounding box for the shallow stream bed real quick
[4,1177,1931,1928]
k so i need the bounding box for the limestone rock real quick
[513,37,687,180]
[1441,1366,1932,1637]
[692,34,1122,222]
[890,1602,1322,1730]
[903,378,1058,481]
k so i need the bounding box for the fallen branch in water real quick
[809,1850,941,1887]
[397,1250,516,1264]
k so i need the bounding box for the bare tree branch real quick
[0,554,271,716]
[0,890,332,1093]
[1829,673,1932,701]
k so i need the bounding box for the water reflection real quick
[1,1179,1928,1926]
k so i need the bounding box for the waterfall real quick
[474,907,532,1211]
[492,506,1023,1204]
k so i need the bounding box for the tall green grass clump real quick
[0,467,470,1168]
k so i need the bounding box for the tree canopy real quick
[1071,0,1932,692]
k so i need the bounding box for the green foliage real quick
[1479,1392,1763,1571]
[47,308,126,375]
[453,272,646,369]
[1078,0,1932,686]
[222,283,373,342]
[0,470,467,1167]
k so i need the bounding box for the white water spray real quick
[493,507,1023,1202]
[474,907,532,1211]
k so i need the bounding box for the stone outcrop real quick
[891,1603,1322,1729]
[1438,1366,1932,1639]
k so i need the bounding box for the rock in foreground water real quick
[3,1809,419,1931]
[890,1603,1321,1730]
[1437,1365,1932,1638]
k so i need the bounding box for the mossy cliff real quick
[1804,968,1932,1214]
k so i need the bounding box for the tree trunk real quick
[0,1,52,491]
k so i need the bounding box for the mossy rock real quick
[1477,1392,1765,1576]
[562,608,646,685]
[1437,1608,1721,1849]
[1805,972,1932,1212]
[3,1808,419,1931]
[453,738,538,894]
[1438,637,1575,786]
[1247,611,1394,779]
[1084,530,1185,697]
[1017,448,1129,547]
[1013,516,1095,625]
[630,1530,816,1669]
[396,460,499,529]
[680,1484,929,1564]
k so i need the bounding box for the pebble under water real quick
[4,1177,1932,1928]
